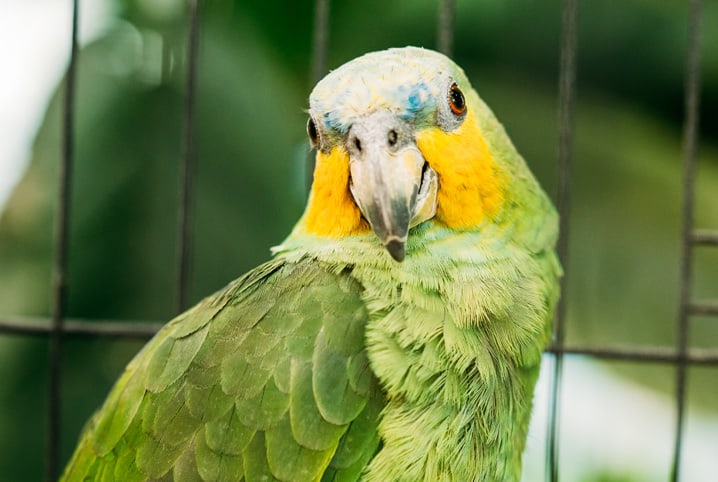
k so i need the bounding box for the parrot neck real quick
[275,220,559,481]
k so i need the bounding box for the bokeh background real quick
[1,0,717,480]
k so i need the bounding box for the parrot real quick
[62,46,560,482]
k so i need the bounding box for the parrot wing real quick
[62,258,383,482]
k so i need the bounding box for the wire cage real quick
[0,0,716,481]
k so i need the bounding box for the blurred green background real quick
[1,0,717,480]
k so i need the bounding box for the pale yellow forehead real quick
[309,47,466,133]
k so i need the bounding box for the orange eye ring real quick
[448,83,466,115]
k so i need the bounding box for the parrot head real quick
[296,47,510,262]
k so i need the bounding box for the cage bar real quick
[0,317,163,339]
[692,229,718,245]
[437,0,455,57]
[2,315,718,364]
[176,0,201,314]
[546,0,578,480]
[546,345,718,365]
[45,0,80,479]
[311,0,330,84]
[672,0,703,480]
[306,0,331,190]
[689,301,718,316]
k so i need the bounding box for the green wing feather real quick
[61,259,383,482]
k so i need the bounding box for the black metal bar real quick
[689,301,718,316]
[8,314,718,364]
[692,229,718,245]
[545,345,718,365]
[547,0,578,480]
[307,0,331,192]
[672,0,703,480]
[437,0,455,57]
[46,0,79,479]
[0,317,163,339]
[176,0,201,314]
[311,0,330,84]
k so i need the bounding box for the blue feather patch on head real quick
[309,47,467,139]
[403,82,434,122]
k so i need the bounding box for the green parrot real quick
[62,47,560,482]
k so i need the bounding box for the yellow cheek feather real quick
[416,111,505,229]
[302,147,371,237]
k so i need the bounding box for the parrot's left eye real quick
[448,83,466,116]
[307,117,319,147]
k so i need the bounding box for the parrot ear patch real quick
[307,117,320,147]
[448,83,466,116]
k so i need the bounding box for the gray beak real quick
[347,112,438,261]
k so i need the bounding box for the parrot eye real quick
[448,83,466,116]
[307,117,319,146]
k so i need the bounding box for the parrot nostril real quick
[354,137,362,152]
[421,161,429,181]
[388,129,398,147]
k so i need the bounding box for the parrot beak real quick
[347,112,438,262]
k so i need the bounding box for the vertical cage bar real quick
[437,0,455,57]
[546,0,578,480]
[176,0,201,313]
[307,0,331,191]
[311,0,330,85]
[47,0,80,479]
[672,0,702,480]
